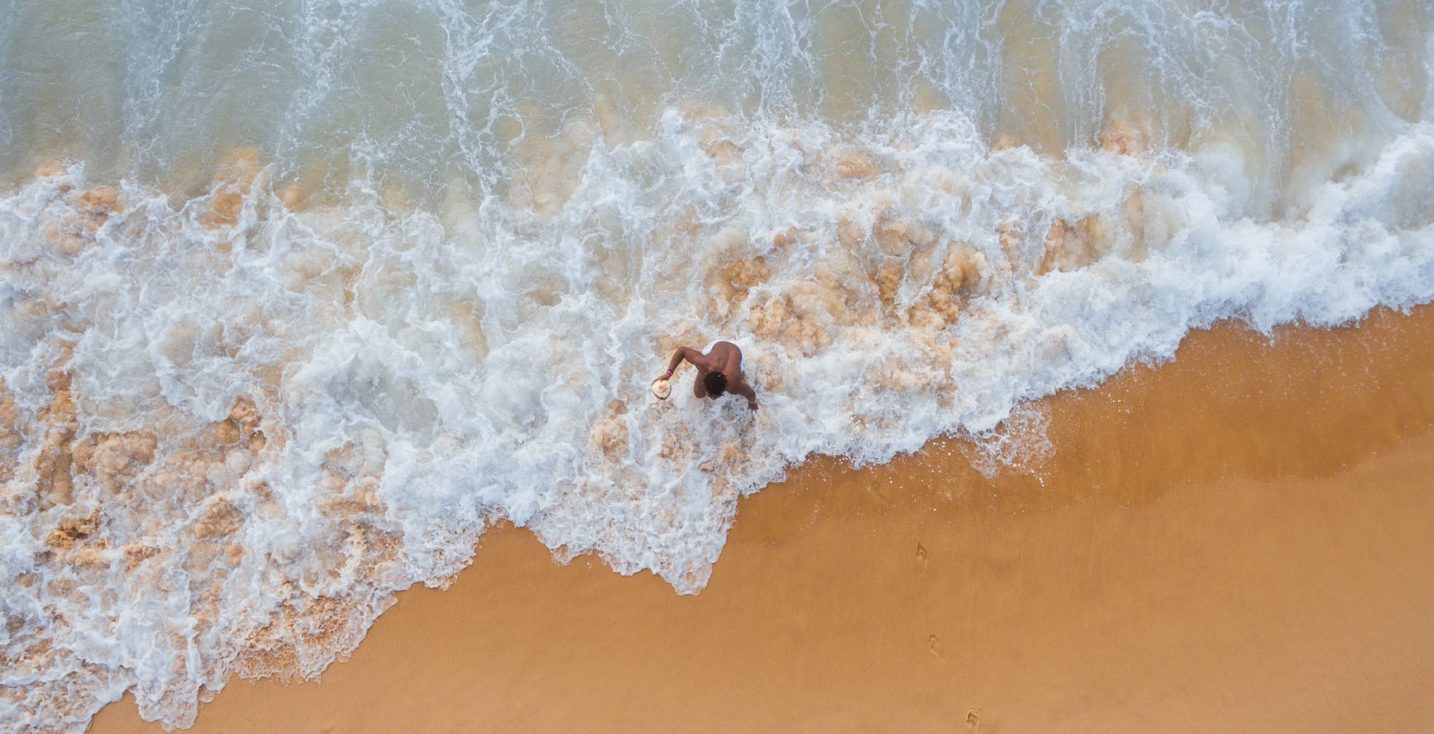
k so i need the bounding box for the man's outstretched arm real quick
[732,382,759,410]
[660,347,701,380]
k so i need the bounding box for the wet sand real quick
[92,306,1434,733]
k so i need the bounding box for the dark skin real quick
[657,341,758,410]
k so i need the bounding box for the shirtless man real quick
[656,339,758,410]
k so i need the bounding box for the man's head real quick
[703,371,727,397]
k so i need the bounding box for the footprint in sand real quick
[966,711,981,731]
[926,633,945,659]
[916,541,928,566]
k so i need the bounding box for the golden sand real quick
[92,307,1434,733]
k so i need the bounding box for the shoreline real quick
[92,306,1434,732]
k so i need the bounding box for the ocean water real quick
[1,0,1431,730]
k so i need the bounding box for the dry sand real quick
[92,307,1434,733]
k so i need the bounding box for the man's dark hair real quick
[703,371,727,397]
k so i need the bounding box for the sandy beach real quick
[89,306,1434,733]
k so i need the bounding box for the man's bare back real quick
[655,340,758,410]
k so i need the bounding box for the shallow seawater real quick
[1,1,1432,731]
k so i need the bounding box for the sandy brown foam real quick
[92,306,1434,733]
